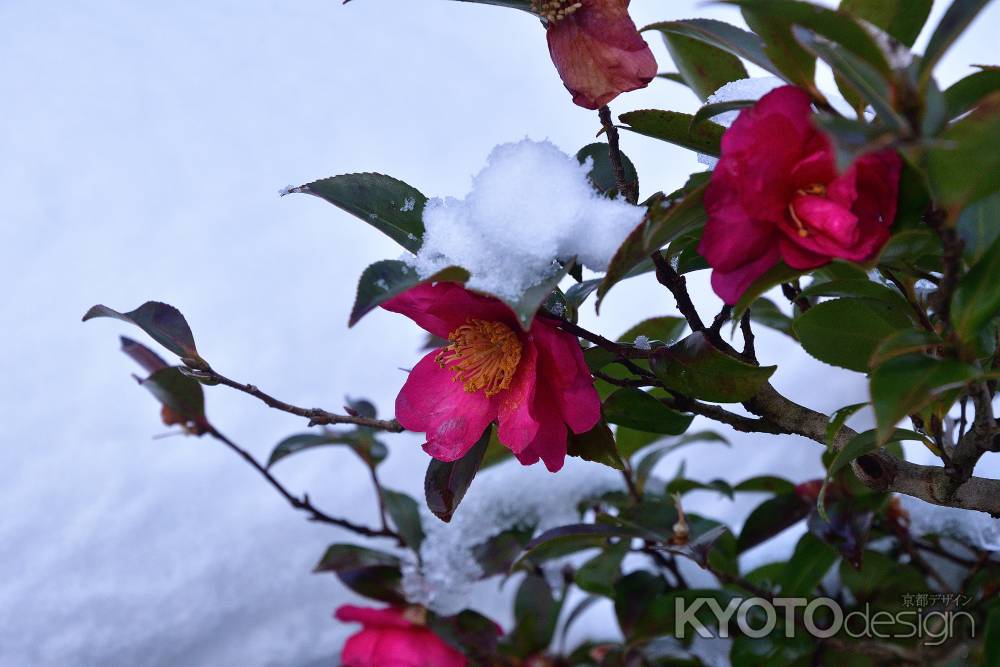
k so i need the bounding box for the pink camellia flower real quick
[536,0,658,109]
[382,282,601,472]
[699,85,902,304]
[335,605,467,667]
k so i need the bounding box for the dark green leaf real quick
[779,533,837,596]
[957,192,1000,264]
[690,99,754,129]
[748,298,796,339]
[840,0,933,46]
[349,259,469,327]
[424,426,491,522]
[471,525,534,577]
[501,263,571,329]
[567,420,623,470]
[120,336,168,374]
[515,523,640,570]
[618,109,725,156]
[636,432,730,491]
[827,428,924,481]
[651,332,776,402]
[925,92,1000,209]
[617,316,687,346]
[267,432,385,468]
[797,278,908,308]
[944,69,1000,119]
[602,388,694,435]
[734,476,796,495]
[382,488,425,551]
[986,607,1000,667]
[84,301,206,369]
[642,19,778,76]
[575,540,629,598]
[813,113,895,171]
[870,354,978,441]
[732,262,804,320]
[614,570,669,639]
[952,233,1000,345]
[658,525,731,568]
[597,179,708,311]
[659,31,749,101]
[426,609,502,664]
[793,297,913,372]
[920,0,993,81]
[289,173,426,252]
[313,544,404,603]
[869,329,945,367]
[737,493,811,553]
[139,367,208,429]
[576,143,638,199]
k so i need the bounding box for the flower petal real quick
[381,282,517,338]
[395,351,496,462]
[546,0,657,109]
[519,388,570,473]
[496,341,540,453]
[335,605,413,629]
[710,245,782,305]
[531,322,601,434]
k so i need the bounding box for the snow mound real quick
[402,458,624,615]
[902,496,1000,551]
[408,139,645,299]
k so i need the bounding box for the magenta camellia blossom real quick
[536,0,657,110]
[382,282,601,472]
[335,605,468,667]
[699,85,902,304]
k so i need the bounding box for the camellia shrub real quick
[84,0,1000,665]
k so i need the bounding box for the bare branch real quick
[597,104,637,203]
[651,251,705,331]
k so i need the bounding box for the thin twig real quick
[206,426,403,543]
[185,368,404,432]
[651,251,705,331]
[597,105,637,203]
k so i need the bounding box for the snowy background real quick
[1,1,997,665]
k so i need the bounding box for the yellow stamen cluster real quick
[788,183,828,238]
[531,0,584,23]
[437,319,522,396]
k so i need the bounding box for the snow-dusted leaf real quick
[288,173,427,252]
[349,259,469,327]
[84,301,207,369]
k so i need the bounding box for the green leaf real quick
[944,69,1000,120]
[313,544,404,603]
[575,541,629,598]
[658,525,731,568]
[349,259,469,327]
[793,28,907,130]
[426,609,502,664]
[651,332,776,402]
[514,524,640,570]
[920,0,993,81]
[139,367,208,429]
[618,109,725,156]
[382,488,425,551]
[925,92,1000,209]
[986,607,1000,667]
[740,9,817,93]
[690,99,754,129]
[826,428,924,482]
[471,525,535,577]
[567,420,623,470]
[779,532,837,596]
[596,181,708,311]
[728,0,891,76]
[635,431,730,491]
[658,31,749,101]
[869,329,945,367]
[748,298,796,339]
[501,263,571,330]
[84,301,207,369]
[602,388,694,435]
[732,262,804,320]
[792,297,913,372]
[813,113,895,171]
[617,316,687,346]
[289,173,426,252]
[737,493,811,553]
[733,476,796,495]
[642,19,779,76]
[451,0,533,10]
[267,432,386,468]
[840,0,933,46]
[870,354,979,441]
[424,426,491,522]
[506,573,562,658]
[797,278,909,308]
[576,143,638,200]
[957,192,1000,264]
[952,233,1000,345]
